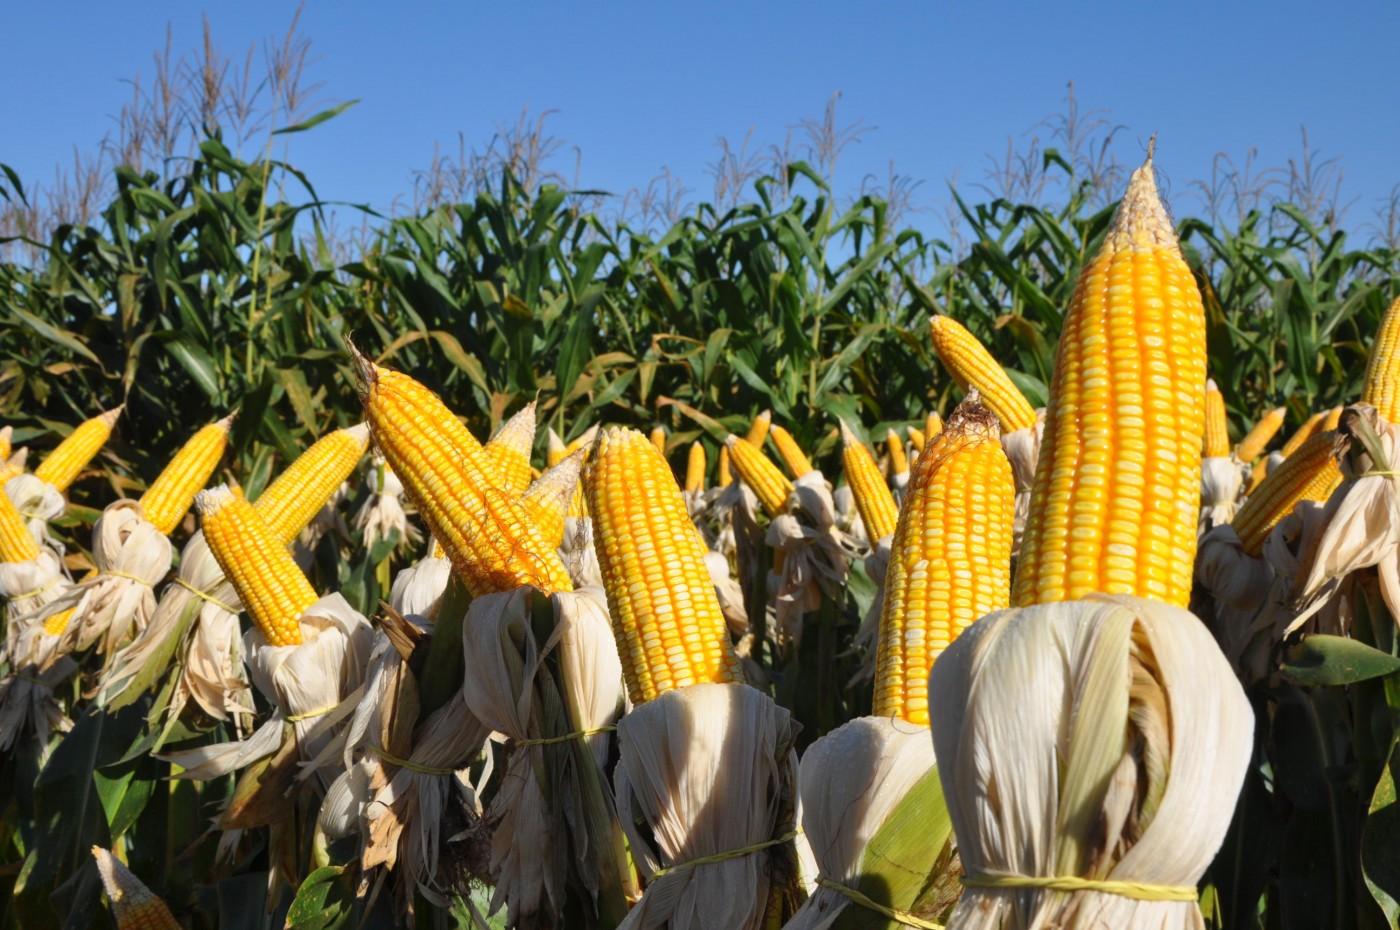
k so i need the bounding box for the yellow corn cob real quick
[92,847,181,930]
[43,606,77,637]
[547,428,568,468]
[1204,379,1230,458]
[355,356,572,596]
[873,398,1014,725]
[484,402,537,497]
[929,315,1038,432]
[430,538,445,559]
[0,490,39,563]
[521,450,583,550]
[34,406,123,492]
[253,423,370,545]
[907,426,926,454]
[0,426,10,461]
[1324,406,1343,430]
[1233,431,1341,555]
[717,445,732,487]
[549,425,598,517]
[840,421,898,541]
[745,409,772,445]
[685,442,707,493]
[585,427,742,704]
[724,435,793,516]
[1236,406,1287,462]
[926,412,943,440]
[885,429,908,478]
[1015,148,1207,608]
[1281,410,1328,459]
[1362,295,1400,423]
[650,426,668,456]
[768,424,813,478]
[197,485,315,647]
[139,413,235,535]
[0,448,26,483]
[566,424,599,456]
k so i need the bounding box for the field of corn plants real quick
[3,80,1400,930]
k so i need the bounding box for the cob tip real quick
[1107,135,1177,251]
[195,484,238,518]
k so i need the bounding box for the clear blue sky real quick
[6,1,1399,236]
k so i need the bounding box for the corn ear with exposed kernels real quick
[34,406,123,492]
[1233,431,1341,556]
[92,847,182,930]
[140,413,235,535]
[1362,295,1400,424]
[745,409,772,445]
[253,423,370,545]
[685,442,707,493]
[484,402,537,496]
[1236,406,1286,463]
[724,435,792,516]
[839,421,898,542]
[1204,379,1230,458]
[768,424,813,478]
[928,314,1037,432]
[1281,410,1328,459]
[521,449,583,550]
[0,488,40,563]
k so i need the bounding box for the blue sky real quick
[5,1,1399,236]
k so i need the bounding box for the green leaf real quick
[1363,735,1400,924]
[1281,634,1400,687]
[165,335,221,399]
[286,867,354,930]
[273,99,362,135]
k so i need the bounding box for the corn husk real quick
[1199,456,1245,536]
[765,472,849,651]
[389,547,452,619]
[832,484,868,553]
[356,455,421,554]
[928,595,1253,930]
[561,516,604,590]
[614,681,803,930]
[5,472,66,549]
[49,500,171,662]
[0,547,76,751]
[704,549,750,636]
[846,534,892,687]
[999,413,1043,554]
[293,481,351,571]
[92,846,181,930]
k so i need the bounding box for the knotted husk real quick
[389,548,452,620]
[614,682,804,930]
[356,456,421,554]
[1199,456,1245,536]
[4,473,66,548]
[49,500,171,662]
[832,484,868,553]
[784,716,958,930]
[0,548,76,751]
[460,586,632,929]
[929,595,1253,930]
[765,472,849,651]
[846,534,892,687]
[1000,414,1043,554]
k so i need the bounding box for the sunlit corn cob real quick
[650,426,668,456]
[1204,380,1230,458]
[0,490,40,563]
[745,409,772,445]
[92,847,181,930]
[550,425,598,518]
[926,412,943,441]
[1233,431,1341,556]
[33,405,123,492]
[1280,410,1328,459]
[484,402,537,497]
[252,423,370,545]
[354,356,572,596]
[521,450,583,550]
[585,427,742,704]
[685,442,707,493]
[1324,406,1343,430]
[907,426,926,454]
[1015,149,1207,608]
[0,426,10,461]
[840,421,898,541]
[1236,406,1286,462]
[139,413,235,535]
[1362,295,1400,424]
[717,445,732,487]
[929,314,1038,432]
[769,424,813,478]
[197,485,316,647]
[0,448,25,483]
[885,429,908,478]
[43,606,77,637]
[873,397,1014,726]
[724,435,792,516]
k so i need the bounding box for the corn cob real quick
[585,427,742,704]
[1204,379,1230,458]
[929,315,1038,432]
[874,397,1014,725]
[907,426,926,454]
[0,490,40,563]
[885,429,908,479]
[92,847,181,930]
[1014,148,1207,608]
[768,424,813,478]
[685,442,707,493]
[1233,431,1341,555]
[253,423,370,545]
[839,421,898,542]
[717,445,733,487]
[43,606,77,637]
[521,448,583,549]
[139,413,235,535]
[1324,406,1343,430]
[926,412,943,441]
[34,405,123,492]
[1362,295,1400,424]
[1281,410,1328,458]
[354,355,572,596]
[724,435,793,516]
[484,402,537,497]
[745,409,772,445]
[0,448,25,483]
[197,485,316,646]
[650,426,668,456]
[1236,406,1287,462]
[550,425,598,518]
[0,426,10,461]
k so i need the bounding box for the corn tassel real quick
[585,427,742,704]
[1233,431,1341,556]
[197,485,315,646]
[928,314,1037,432]
[685,442,707,493]
[873,397,1014,725]
[34,406,123,492]
[1015,148,1207,608]
[253,423,370,545]
[724,435,793,516]
[354,355,572,595]
[768,424,813,478]
[139,413,235,535]
[485,402,537,497]
[1362,295,1400,424]
[1236,406,1286,462]
[839,421,898,542]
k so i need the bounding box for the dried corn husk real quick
[293,482,350,570]
[704,549,749,636]
[765,472,849,651]
[389,546,452,619]
[5,473,66,549]
[560,516,603,590]
[928,595,1252,930]
[832,483,869,553]
[0,547,76,751]
[356,455,421,554]
[847,534,892,687]
[1000,413,1043,553]
[614,682,803,930]
[1199,456,1245,536]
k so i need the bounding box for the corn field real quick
[3,92,1400,930]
